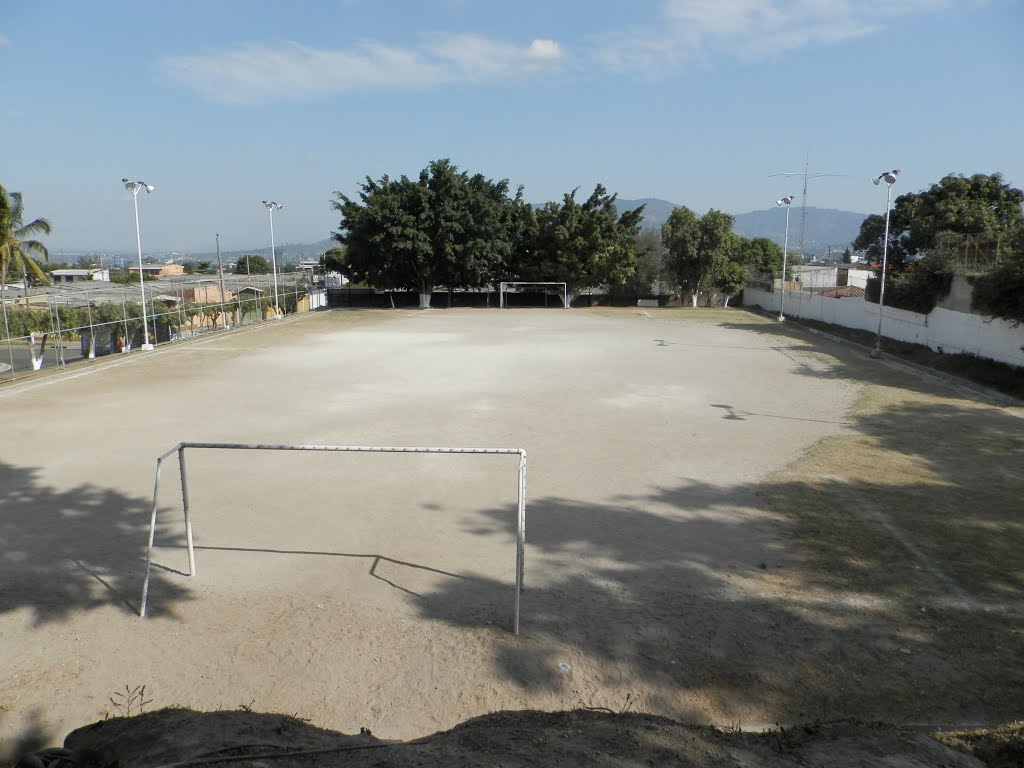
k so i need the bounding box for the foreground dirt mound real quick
[13,708,1011,767]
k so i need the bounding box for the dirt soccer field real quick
[1,307,1021,761]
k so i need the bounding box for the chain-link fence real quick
[0,273,326,382]
[932,231,1019,275]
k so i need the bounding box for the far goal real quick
[499,281,569,309]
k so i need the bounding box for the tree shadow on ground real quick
[0,707,51,765]
[715,316,958,392]
[409,394,1024,725]
[0,461,191,624]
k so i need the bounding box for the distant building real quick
[50,268,111,283]
[180,284,230,303]
[128,264,185,278]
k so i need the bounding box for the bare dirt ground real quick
[1,307,1021,766]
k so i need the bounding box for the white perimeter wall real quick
[745,287,1024,367]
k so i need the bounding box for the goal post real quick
[499,281,569,309]
[140,441,527,634]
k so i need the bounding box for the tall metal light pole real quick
[215,233,228,330]
[123,179,155,350]
[776,196,795,321]
[262,201,283,319]
[870,169,899,358]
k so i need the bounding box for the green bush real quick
[971,260,1024,326]
[865,256,953,315]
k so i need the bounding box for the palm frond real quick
[1,186,52,286]
[7,248,51,286]
[21,239,50,263]
[22,254,51,285]
[17,217,53,238]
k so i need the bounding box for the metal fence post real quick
[1,294,15,381]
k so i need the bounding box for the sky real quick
[3,0,1022,254]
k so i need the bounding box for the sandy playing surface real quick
[0,307,1005,760]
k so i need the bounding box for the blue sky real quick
[3,0,1022,254]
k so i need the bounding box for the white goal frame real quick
[499,281,569,309]
[140,441,527,634]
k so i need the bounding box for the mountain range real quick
[615,198,868,257]
[88,199,867,264]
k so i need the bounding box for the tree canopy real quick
[733,236,784,277]
[0,184,51,289]
[234,254,272,274]
[661,207,735,306]
[519,185,645,303]
[853,172,1024,269]
[332,159,525,307]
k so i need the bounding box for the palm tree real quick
[1,183,53,296]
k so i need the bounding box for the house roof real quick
[817,286,866,298]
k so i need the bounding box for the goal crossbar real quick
[499,281,568,309]
[140,441,527,634]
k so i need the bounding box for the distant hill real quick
[613,198,867,257]
[732,206,868,256]
[613,198,679,232]
[174,200,866,264]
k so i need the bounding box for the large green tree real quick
[853,172,1024,269]
[234,254,272,274]
[1,184,52,296]
[332,159,522,308]
[734,236,784,277]
[662,207,735,307]
[632,229,666,299]
[319,247,347,275]
[519,184,644,304]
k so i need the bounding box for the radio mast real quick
[770,158,845,256]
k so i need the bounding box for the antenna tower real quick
[770,159,845,256]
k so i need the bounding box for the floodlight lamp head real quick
[776,196,794,207]
[262,200,282,211]
[123,179,155,195]
[873,169,900,186]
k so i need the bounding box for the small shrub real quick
[107,684,153,718]
[971,260,1024,326]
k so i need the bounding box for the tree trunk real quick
[418,283,432,309]
[690,293,699,307]
[723,296,731,308]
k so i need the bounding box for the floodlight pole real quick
[776,196,794,321]
[262,201,283,319]
[215,233,228,329]
[123,179,155,350]
[870,170,899,358]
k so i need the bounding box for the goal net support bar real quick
[140,441,528,634]
[499,281,569,309]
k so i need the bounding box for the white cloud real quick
[163,34,565,105]
[0,33,9,47]
[594,0,953,70]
